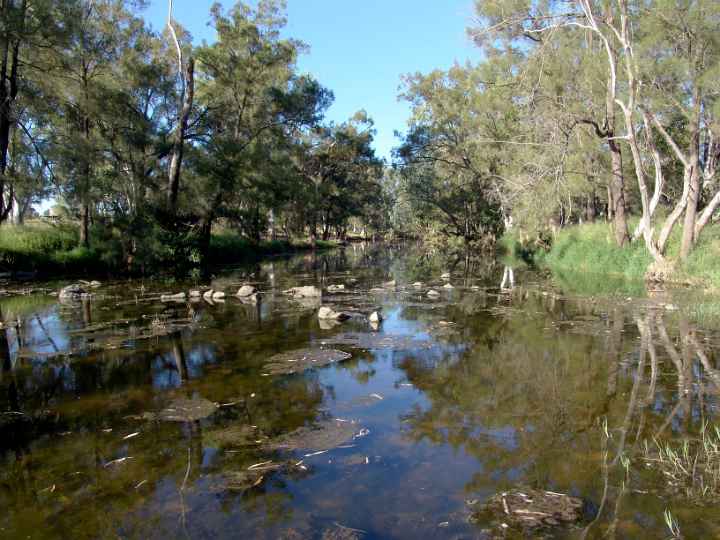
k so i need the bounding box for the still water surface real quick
[1,245,719,539]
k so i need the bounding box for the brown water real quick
[1,244,719,539]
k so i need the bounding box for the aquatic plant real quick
[643,423,720,502]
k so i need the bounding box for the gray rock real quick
[327,284,346,292]
[59,284,86,300]
[236,285,256,297]
[318,306,349,321]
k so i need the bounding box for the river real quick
[0,244,718,539]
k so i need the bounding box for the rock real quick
[238,293,259,304]
[144,396,219,423]
[368,311,382,323]
[284,286,322,298]
[441,272,451,280]
[382,280,396,289]
[236,285,256,297]
[327,284,345,292]
[189,290,202,298]
[427,289,440,298]
[58,284,86,300]
[412,282,423,288]
[212,291,226,300]
[264,348,352,375]
[443,283,454,289]
[472,488,589,535]
[318,306,350,321]
[319,318,341,330]
[89,280,102,288]
[203,289,214,300]
[160,292,186,302]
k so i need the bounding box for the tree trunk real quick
[79,201,90,248]
[167,56,194,212]
[0,1,21,224]
[608,139,629,246]
[680,164,700,260]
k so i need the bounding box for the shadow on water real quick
[0,243,719,538]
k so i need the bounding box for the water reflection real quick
[0,246,719,538]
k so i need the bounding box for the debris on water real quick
[427,289,440,298]
[340,454,370,466]
[441,272,451,280]
[160,292,186,302]
[327,284,346,292]
[271,419,362,453]
[382,280,396,289]
[204,424,267,449]
[284,285,322,298]
[471,488,589,536]
[142,396,219,423]
[189,290,202,298]
[321,523,366,540]
[105,456,133,467]
[368,311,382,324]
[369,393,383,400]
[412,281,423,288]
[212,291,226,300]
[443,283,454,289]
[263,348,352,375]
[316,332,433,351]
[122,432,140,440]
[203,289,214,300]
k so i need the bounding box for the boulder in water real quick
[236,285,256,297]
[59,284,87,300]
[318,306,350,321]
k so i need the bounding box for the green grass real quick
[0,223,105,274]
[0,224,340,278]
[499,220,720,298]
[534,222,653,281]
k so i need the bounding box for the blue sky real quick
[142,0,482,161]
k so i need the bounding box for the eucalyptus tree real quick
[190,0,331,258]
[0,0,73,223]
[469,0,632,246]
[396,63,520,246]
[51,0,147,247]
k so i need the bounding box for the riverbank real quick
[504,221,720,290]
[0,223,340,279]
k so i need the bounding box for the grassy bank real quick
[503,221,720,290]
[0,223,339,278]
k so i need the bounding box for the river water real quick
[1,244,719,539]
